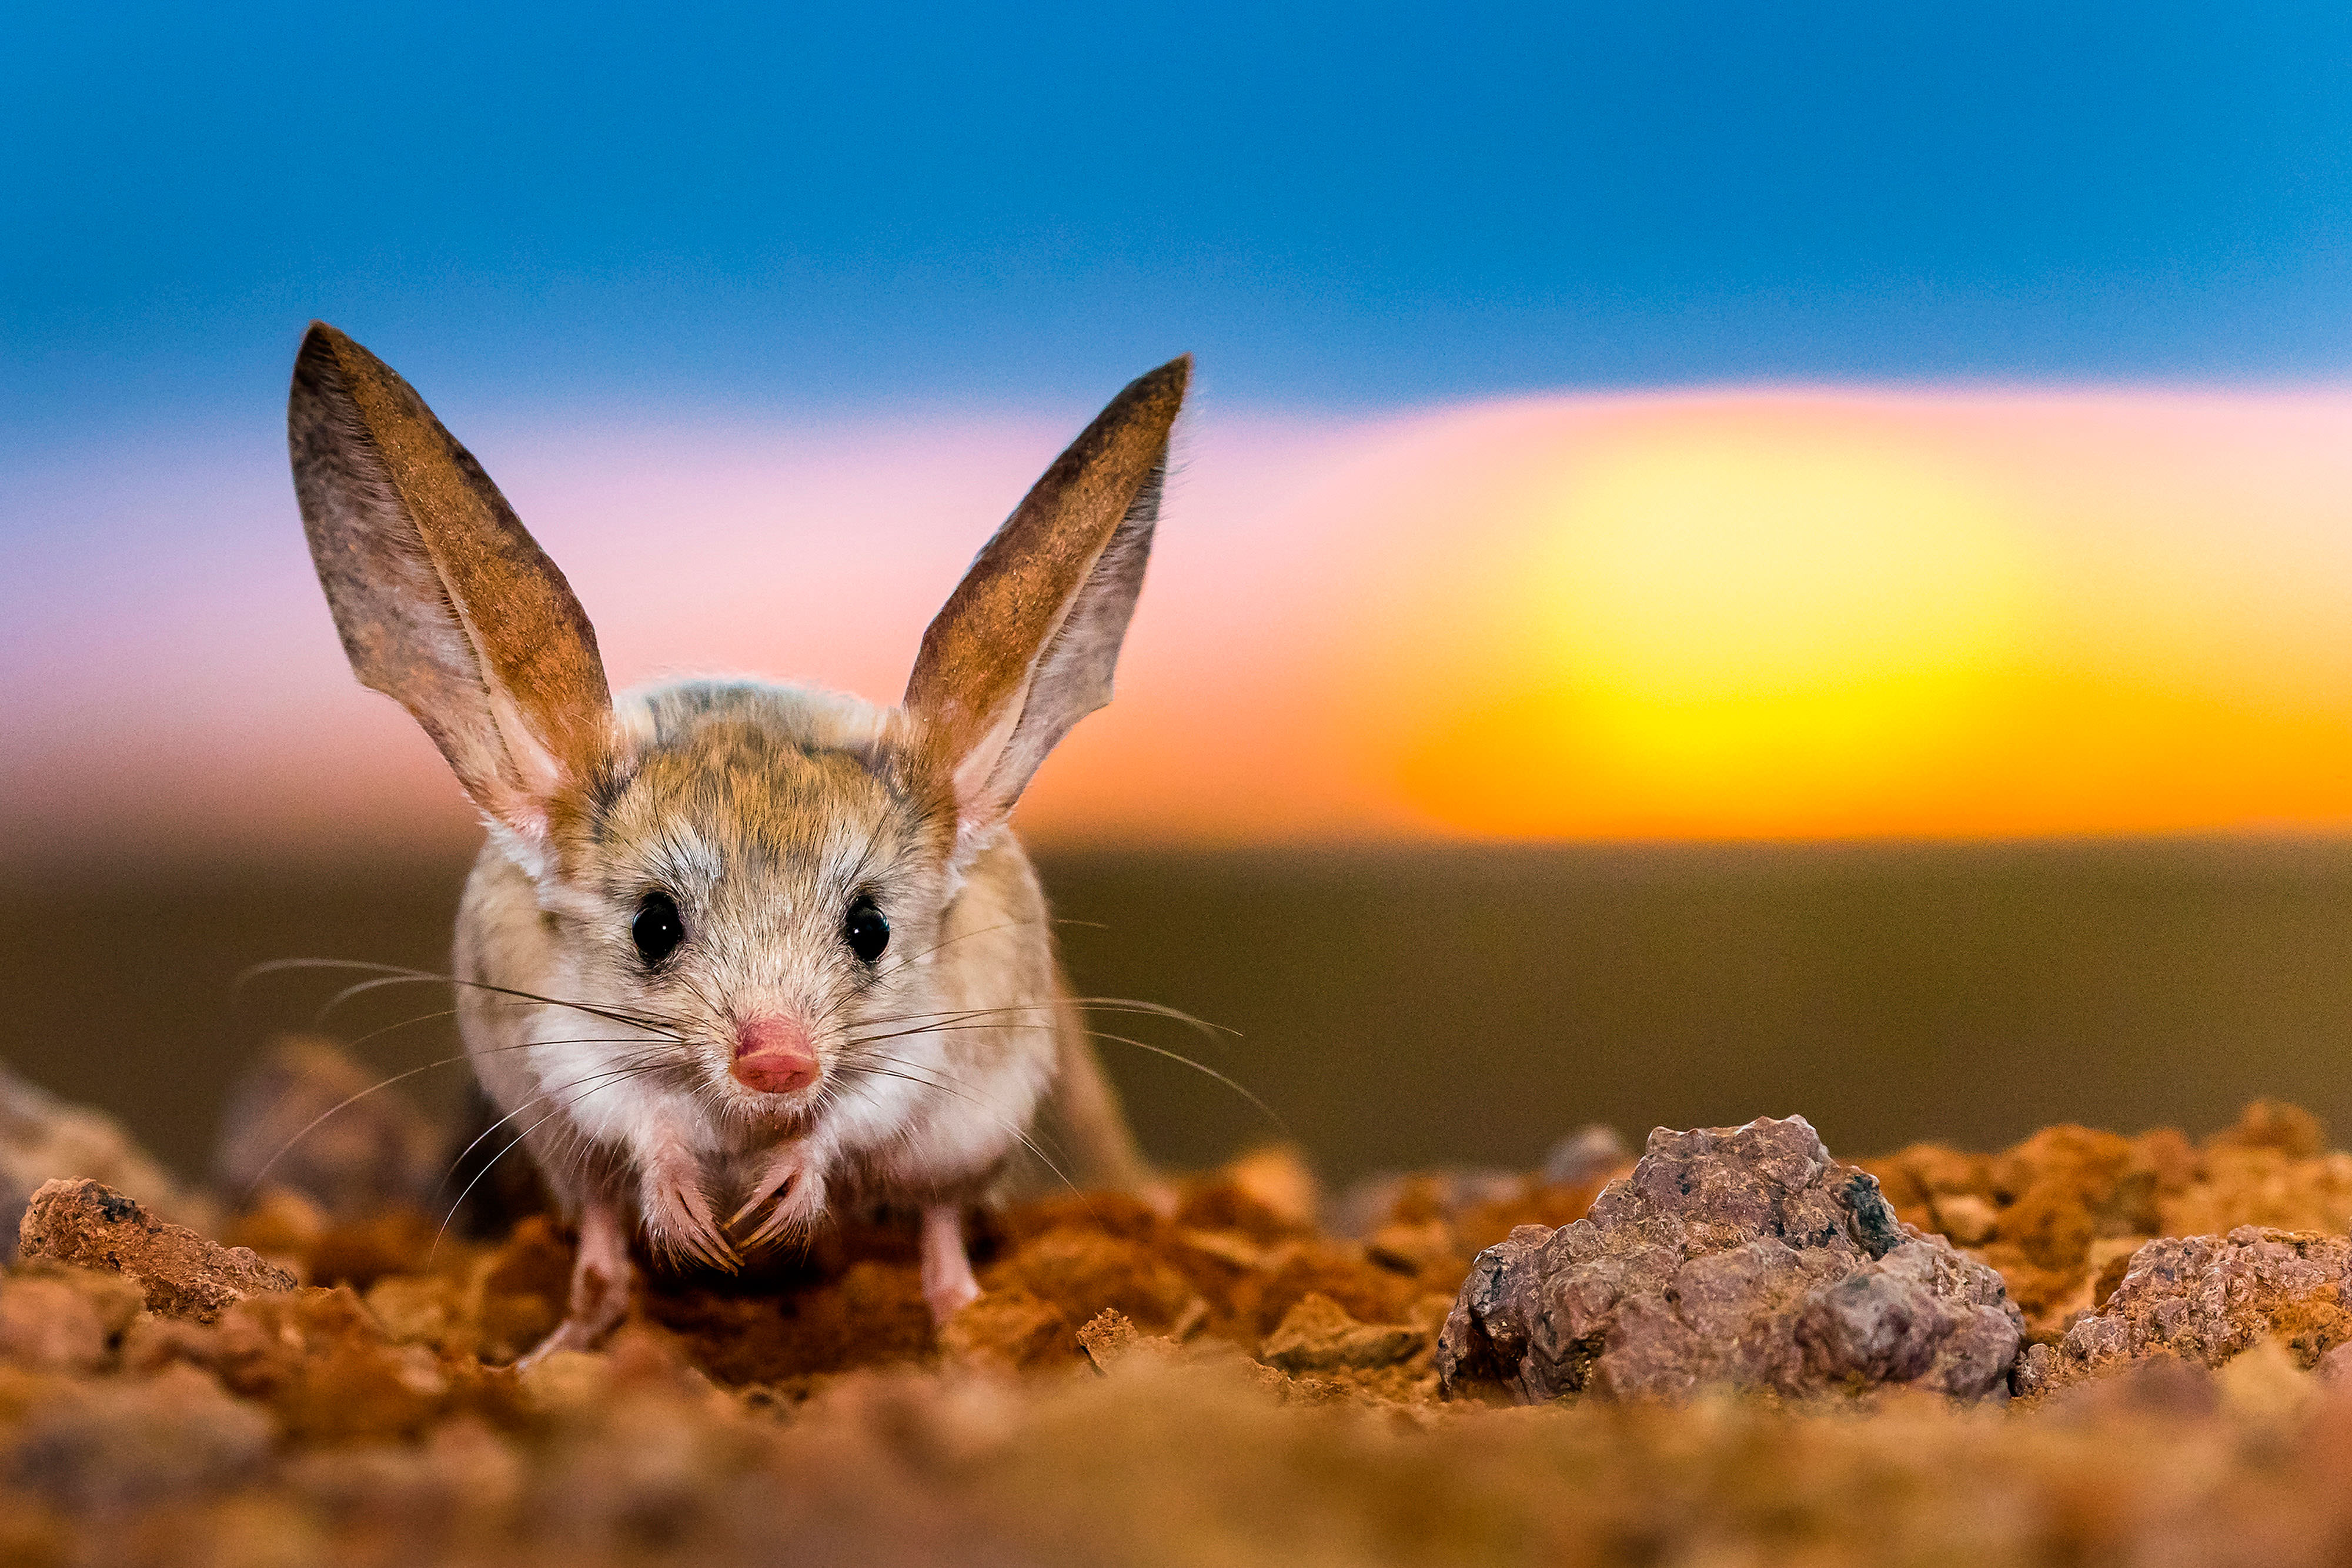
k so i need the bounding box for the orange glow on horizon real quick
[1334,397,2352,841]
[8,388,2352,864]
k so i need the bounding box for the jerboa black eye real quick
[844,894,889,964]
[632,891,686,965]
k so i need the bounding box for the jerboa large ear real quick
[905,355,1188,861]
[288,322,612,858]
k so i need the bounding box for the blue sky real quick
[5,1,2348,439]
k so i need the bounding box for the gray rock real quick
[1438,1115,2022,1403]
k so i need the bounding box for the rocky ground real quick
[5,1043,2352,1565]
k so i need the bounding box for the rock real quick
[0,1061,213,1258]
[519,1348,614,1417]
[209,1287,460,1443]
[1328,1169,1525,1241]
[2313,1340,2352,1388]
[2027,1346,2217,1416]
[1438,1115,2023,1403]
[1077,1308,1147,1373]
[0,1278,111,1374]
[365,1274,457,1347]
[1259,1293,1426,1372]
[1865,1108,2352,1342]
[2214,1336,2313,1421]
[984,1229,1199,1336]
[1073,1306,1292,1400]
[1171,1226,1272,1271]
[2207,1100,2326,1160]
[17,1179,296,1323]
[212,1034,446,1216]
[2168,1134,2352,1241]
[1329,1127,1629,1255]
[1218,1146,1321,1231]
[1074,1306,1207,1378]
[1992,1125,2156,1272]
[1364,1219,1457,1275]
[2028,1226,2352,1393]
[1539,1125,1631,1189]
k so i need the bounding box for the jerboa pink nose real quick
[731,1017,818,1095]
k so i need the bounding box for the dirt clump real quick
[1262,1291,1428,1373]
[0,1266,143,1375]
[2017,1225,2352,1398]
[1865,1098,2352,1340]
[18,1179,295,1323]
[603,1151,1481,1405]
[1332,1124,1632,1262]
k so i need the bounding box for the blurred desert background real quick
[6,4,2350,1185]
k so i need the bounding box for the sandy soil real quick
[4,1102,2352,1564]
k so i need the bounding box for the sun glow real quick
[1367,396,2352,841]
[1544,429,2032,701]
[1401,422,2040,835]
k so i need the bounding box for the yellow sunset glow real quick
[1379,399,2352,840]
[1543,427,2031,704]
[1403,423,2036,834]
[1560,428,2029,794]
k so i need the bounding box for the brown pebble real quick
[2207,1100,2326,1160]
[1365,1219,1460,1275]
[1259,1292,1426,1373]
[1221,1146,1321,1231]
[1076,1308,1139,1370]
[212,1034,445,1216]
[1931,1193,1999,1247]
[17,1179,296,1323]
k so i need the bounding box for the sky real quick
[4,4,2350,861]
